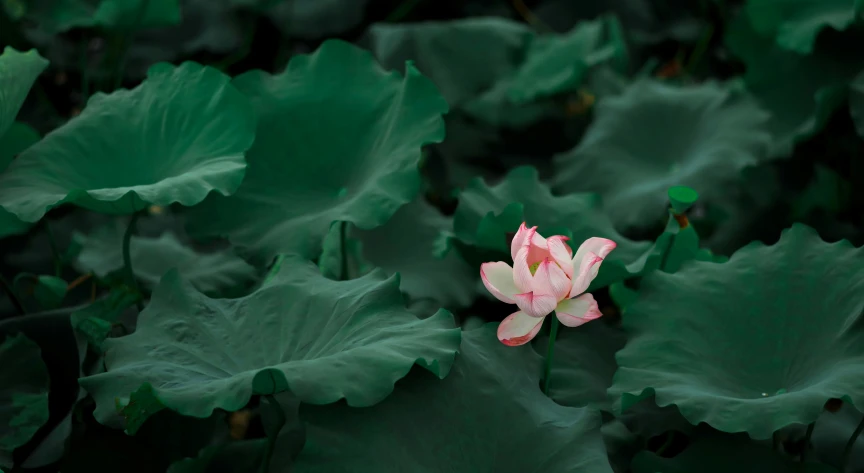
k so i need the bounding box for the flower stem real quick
[123,213,143,311]
[0,274,24,315]
[543,314,560,395]
[339,221,348,281]
[113,0,150,90]
[801,421,815,462]
[43,219,62,277]
[258,394,286,473]
[842,414,864,471]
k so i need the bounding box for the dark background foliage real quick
[2,0,864,472]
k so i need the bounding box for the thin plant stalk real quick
[339,221,348,280]
[43,219,62,277]
[258,394,286,473]
[113,0,151,89]
[801,422,815,462]
[0,274,24,315]
[123,213,144,311]
[542,314,560,395]
[841,414,864,471]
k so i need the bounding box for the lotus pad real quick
[453,166,651,288]
[553,79,773,230]
[0,61,255,222]
[187,39,448,262]
[79,255,461,425]
[746,0,860,54]
[610,224,864,439]
[73,222,256,295]
[294,323,613,473]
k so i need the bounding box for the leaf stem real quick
[655,431,675,456]
[263,255,286,286]
[259,394,286,473]
[801,421,815,462]
[842,414,864,471]
[0,274,25,315]
[113,0,151,90]
[42,219,63,277]
[80,34,90,101]
[339,221,348,281]
[123,213,143,311]
[542,314,560,395]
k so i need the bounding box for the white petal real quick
[556,293,603,327]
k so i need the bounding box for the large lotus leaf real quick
[72,221,256,295]
[294,323,613,473]
[0,47,47,140]
[0,123,40,239]
[79,255,461,425]
[726,14,864,157]
[367,18,532,108]
[187,40,448,263]
[506,14,627,104]
[0,334,50,465]
[453,166,651,288]
[0,62,254,222]
[355,197,475,311]
[632,432,837,473]
[534,320,626,412]
[13,0,180,33]
[610,224,864,439]
[553,79,773,230]
[745,0,860,54]
[851,70,864,139]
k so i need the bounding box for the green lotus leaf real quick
[0,62,254,223]
[355,197,475,311]
[553,79,773,230]
[631,432,837,473]
[294,323,613,473]
[79,255,461,426]
[534,320,626,412]
[13,0,180,33]
[72,221,256,295]
[0,123,40,239]
[317,221,372,281]
[851,70,864,139]
[71,288,140,352]
[453,166,651,289]
[506,14,627,104]
[0,334,50,464]
[745,0,860,54]
[0,47,47,140]
[610,224,864,439]
[726,14,864,157]
[368,18,533,109]
[187,40,448,262]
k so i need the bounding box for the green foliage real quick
[553,79,773,230]
[295,324,612,472]
[0,61,255,222]
[0,334,50,466]
[611,225,864,439]
[80,256,461,427]
[187,39,448,262]
[2,1,864,471]
[72,221,256,295]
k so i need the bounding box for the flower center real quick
[529,261,541,276]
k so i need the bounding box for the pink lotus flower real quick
[481,223,616,346]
